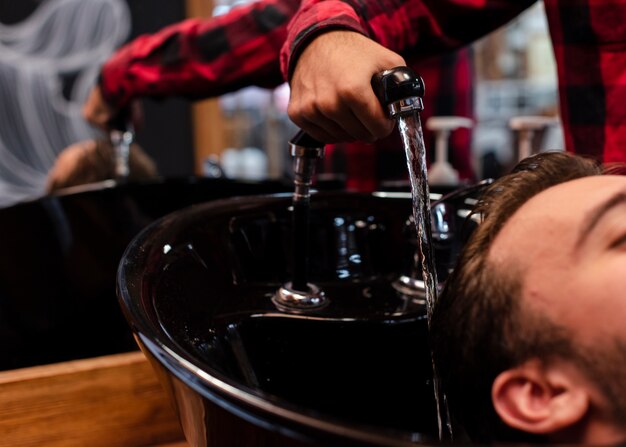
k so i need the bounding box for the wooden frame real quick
[0,352,185,447]
[185,0,225,175]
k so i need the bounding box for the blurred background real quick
[0,0,560,208]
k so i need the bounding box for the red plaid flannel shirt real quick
[99,0,300,107]
[98,0,474,191]
[282,0,626,165]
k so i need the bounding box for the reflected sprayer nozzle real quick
[108,108,136,180]
[110,126,134,180]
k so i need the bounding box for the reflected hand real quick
[82,85,142,131]
[288,31,406,144]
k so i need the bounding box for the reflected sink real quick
[118,191,477,446]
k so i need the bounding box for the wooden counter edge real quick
[0,351,186,447]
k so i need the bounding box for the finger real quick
[289,101,355,143]
[83,87,115,131]
[82,103,109,130]
[130,100,144,131]
[298,117,355,144]
[329,76,394,141]
[319,102,376,142]
[351,89,395,140]
[309,111,356,142]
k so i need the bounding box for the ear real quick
[492,359,589,435]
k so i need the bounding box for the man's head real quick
[431,152,626,443]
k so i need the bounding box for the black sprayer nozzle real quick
[371,66,425,117]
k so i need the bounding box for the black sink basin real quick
[118,191,479,445]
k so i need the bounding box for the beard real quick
[573,337,626,426]
[518,308,626,427]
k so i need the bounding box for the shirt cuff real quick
[280,0,368,81]
[98,43,136,110]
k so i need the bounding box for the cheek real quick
[524,260,618,338]
[583,257,626,297]
[594,258,626,309]
[559,259,626,337]
[524,252,626,341]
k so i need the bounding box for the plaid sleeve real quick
[99,0,300,109]
[544,0,626,164]
[280,0,536,80]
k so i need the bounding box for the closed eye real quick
[609,232,626,249]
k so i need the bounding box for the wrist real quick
[281,0,367,81]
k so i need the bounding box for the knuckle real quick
[315,96,340,116]
[287,101,308,123]
[301,101,321,121]
[337,83,361,102]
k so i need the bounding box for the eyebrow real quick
[576,191,626,249]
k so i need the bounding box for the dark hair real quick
[430,152,612,442]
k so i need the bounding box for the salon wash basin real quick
[118,190,479,446]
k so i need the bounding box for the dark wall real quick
[0,0,195,177]
[0,0,42,23]
[125,0,195,177]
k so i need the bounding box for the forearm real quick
[281,0,536,79]
[100,0,299,109]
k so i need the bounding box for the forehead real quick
[488,175,626,265]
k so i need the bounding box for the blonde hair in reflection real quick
[46,139,158,193]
